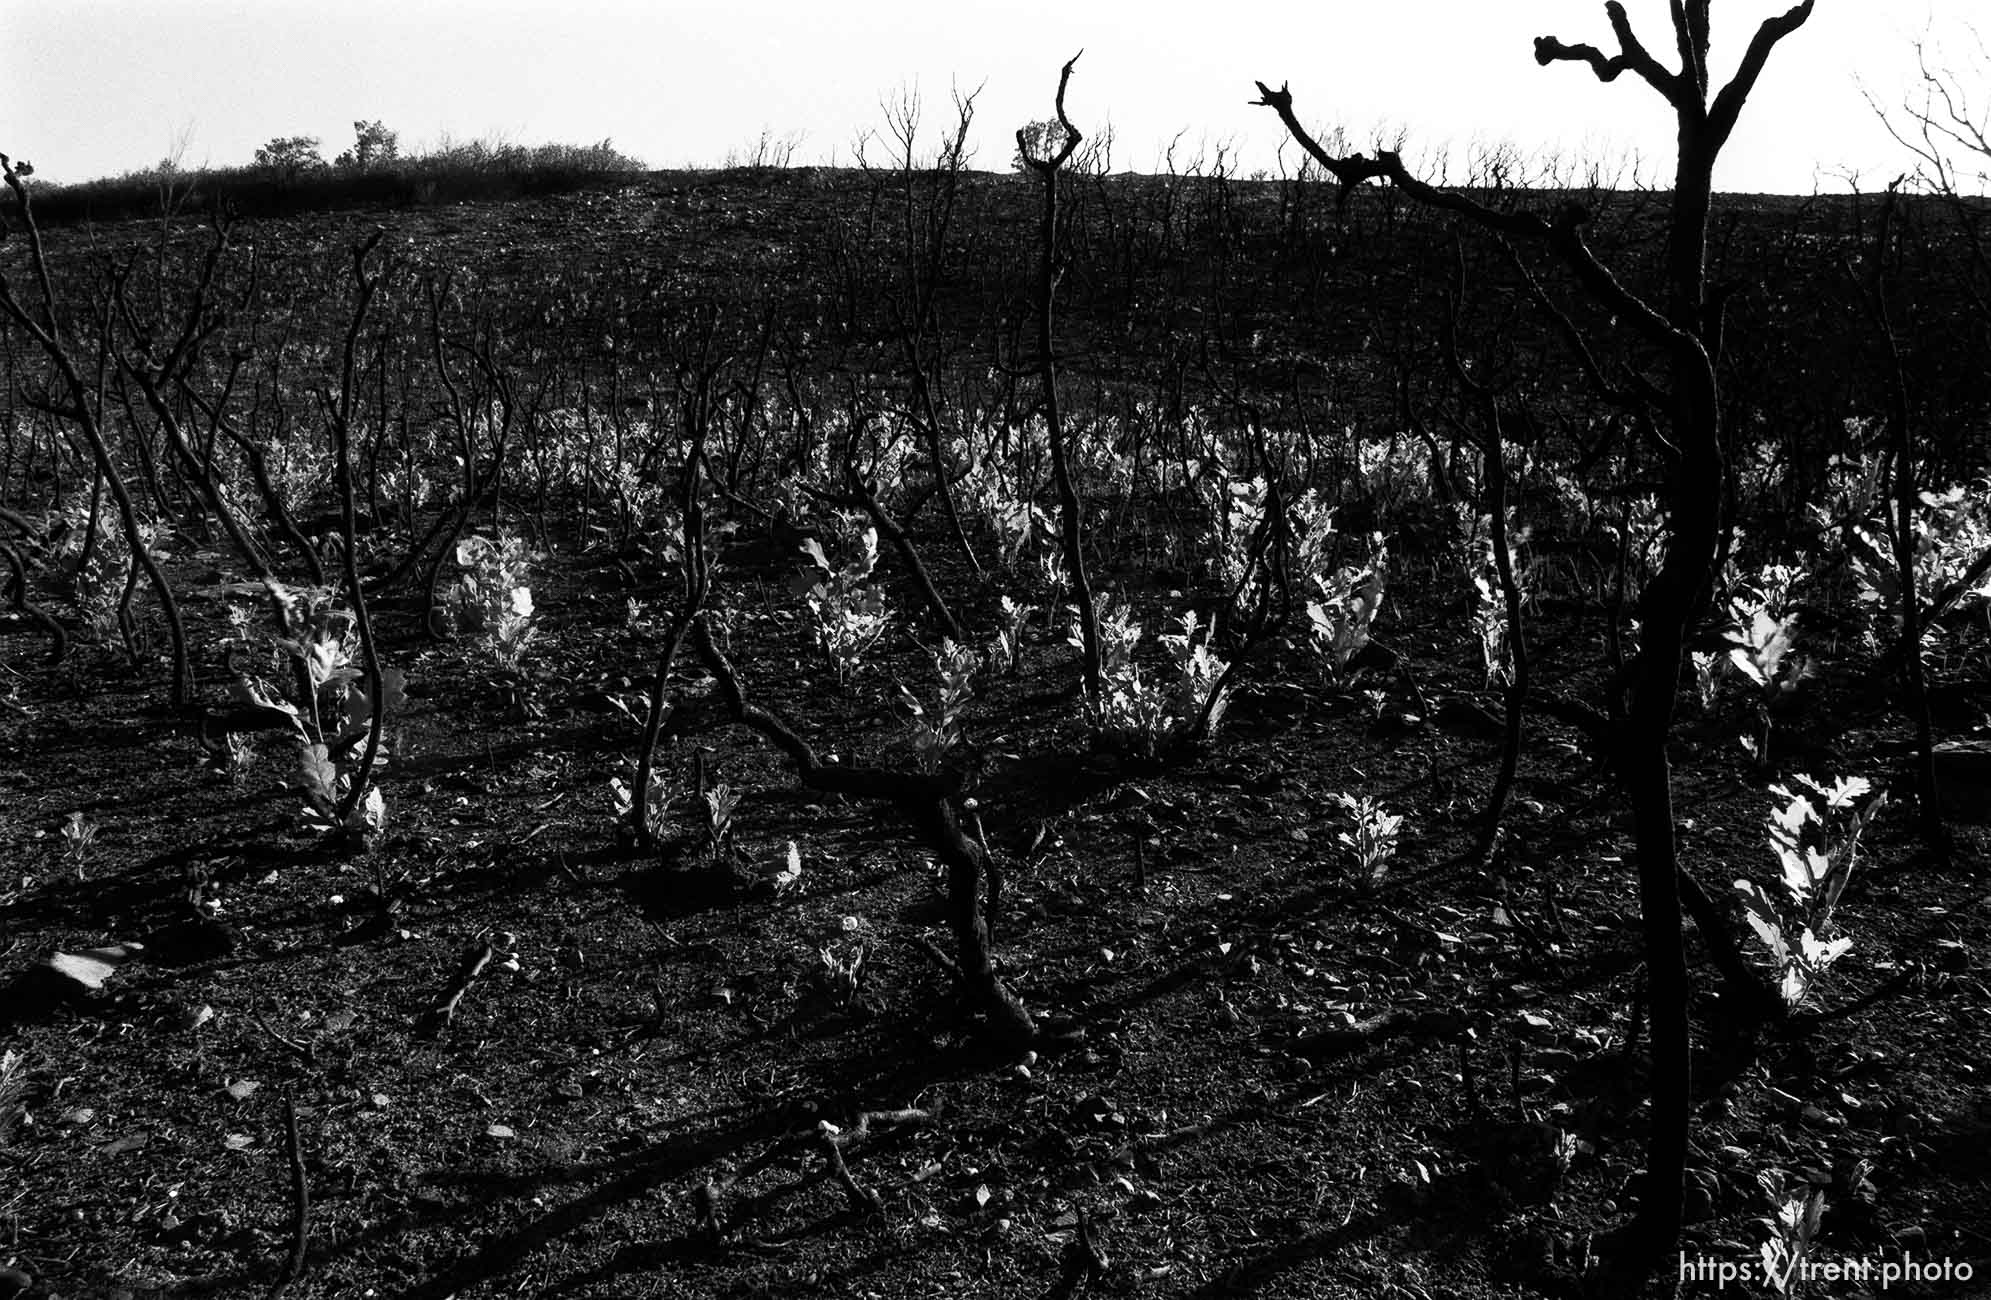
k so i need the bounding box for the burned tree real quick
[1255,0,1815,1277]
[1017,53,1104,701]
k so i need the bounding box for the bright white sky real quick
[1,1,1981,194]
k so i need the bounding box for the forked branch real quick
[690,618,1041,1048]
[1533,2,1685,108]
[1531,0,1814,152]
[1669,0,1712,101]
[1248,82,1690,356]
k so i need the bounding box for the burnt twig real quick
[253,1015,317,1068]
[417,939,494,1039]
[1044,1209,1109,1299]
[266,1096,309,1300]
[818,1122,884,1217]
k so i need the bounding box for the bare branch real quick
[1926,52,1991,161]
[1049,49,1083,164]
[1867,34,1991,197]
[1499,238,1661,412]
[268,1097,310,1300]
[1864,76,1955,189]
[1707,1,1816,148]
[1,156,65,344]
[1534,2,1685,108]
[1669,0,1710,100]
[1016,51,1085,172]
[1250,80,1690,354]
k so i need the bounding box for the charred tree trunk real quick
[1018,54,1103,699]
[1254,0,1816,1277]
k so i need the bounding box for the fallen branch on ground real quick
[416,939,494,1039]
[265,1096,309,1300]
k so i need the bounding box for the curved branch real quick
[690,618,1041,1048]
[1252,82,1542,238]
[1534,2,1685,109]
[1708,1,1816,149]
[1499,238,1660,411]
[1,540,66,662]
[1016,51,1085,172]
[1250,82,1690,355]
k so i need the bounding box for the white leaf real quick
[1733,882,1788,964]
[771,841,803,890]
[1798,931,1852,969]
[357,785,387,832]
